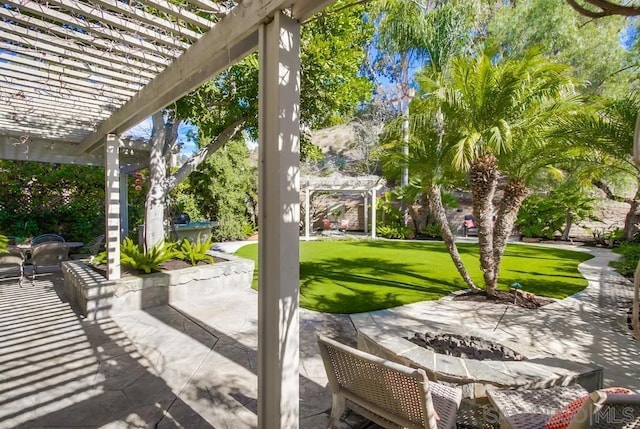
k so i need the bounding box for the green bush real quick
[590,227,623,248]
[421,222,443,239]
[173,235,215,266]
[610,241,640,277]
[376,225,414,239]
[516,185,597,239]
[120,237,176,273]
[0,234,8,254]
[516,195,564,239]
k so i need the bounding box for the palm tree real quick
[379,99,479,291]
[374,1,481,290]
[368,0,478,218]
[431,49,576,294]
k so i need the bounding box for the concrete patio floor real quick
[0,243,638,428]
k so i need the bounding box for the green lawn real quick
[234,240,593,314]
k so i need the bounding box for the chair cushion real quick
[545,387,632,429]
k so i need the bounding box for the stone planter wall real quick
[62,251,254,320]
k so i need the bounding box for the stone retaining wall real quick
[62,251,254,320]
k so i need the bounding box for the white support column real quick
[258,12,301,429]
[119,173,129,239]
[363,193,368,235]
[304,187,310,240]
[371,189,377,239]
[104,134,121,280]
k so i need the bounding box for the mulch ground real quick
[453,289,554,309]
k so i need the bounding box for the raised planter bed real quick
[61,251,254,320]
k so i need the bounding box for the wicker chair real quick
[487,384,640,429]
[30,241,69,280]
[317,335,462,429]
[0,246,25,286]
[31,233,65,246]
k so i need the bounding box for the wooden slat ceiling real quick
[0,0,337,164]
[0,0,226,144]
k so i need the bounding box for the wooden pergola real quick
[301,173,384,240]
[0,1,338,426]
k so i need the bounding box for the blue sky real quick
[125,118,198,155]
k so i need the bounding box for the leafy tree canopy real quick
[488,0,631,97]
[175,0,374,156]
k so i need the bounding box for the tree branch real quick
[303,0,371,24]
[162,118,182,158]
[165,117,247,191]
[566,0,640,17]
[592,179,634,204]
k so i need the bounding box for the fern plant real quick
[173,234,214,266]
[120,237,176,273]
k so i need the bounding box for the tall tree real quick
[431,50,576,294]
[366,0,479,211]
[488,0,630,98]
[380,95,480,290]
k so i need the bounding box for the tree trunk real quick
[623,187,640,241]
[407,203,421,235]
[144,112,169,250]
[469,154,498,295]
[427,184,479,290]
[492,180,528,285]
[561,209,573,241]
[592,179,639,242]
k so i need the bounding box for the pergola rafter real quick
[0,22,162,77]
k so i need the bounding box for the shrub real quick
[0,234,8,254]
[120,237,176,273]
[421,223,442,239]
[590,227,623,248]
[376,225,414,239]
[173,234,215,266]
[610,241,640,277]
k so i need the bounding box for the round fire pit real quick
[357,325,603,399]
[406,332,525,361]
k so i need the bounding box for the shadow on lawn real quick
[348,239,479,255]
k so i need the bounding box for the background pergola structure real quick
[0,1,339,427]
[301,174,384,240]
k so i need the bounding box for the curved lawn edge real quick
[234,240,593,314]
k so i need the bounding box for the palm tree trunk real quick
[427,184,479,290]
[623,187,640,241]
[492,180,528,285]
[469,154,498,295]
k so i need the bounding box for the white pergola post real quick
[119,173,129,239]
[371,188,377,239]
[304,187,311,241]
[258,12,301,429]
[363,193,368,235]
[104,134,121,280]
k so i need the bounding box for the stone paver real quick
[0,244,637,428]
